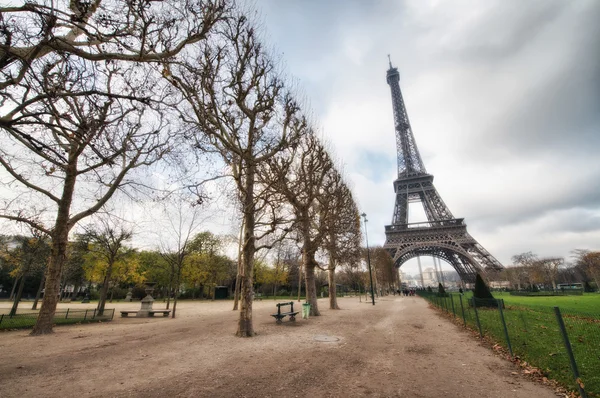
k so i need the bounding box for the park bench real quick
[254,293,263,301]
[120,309,171,317]
[271,302,299,324]
[148,310,171,317]
[120,310,138,317]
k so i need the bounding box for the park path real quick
[0,296,558,397]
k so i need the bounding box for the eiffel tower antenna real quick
[383,60,503,283]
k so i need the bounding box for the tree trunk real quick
[166,281,172,309]
[31,152,78,335]
[109,286,114,303]
[328,266,340,310]
[172,273,180,318]
[97,264,114,316]
[32,275,45,310]
[236,163,256,338]
[71,282,80,301]
[232,219,244,311]
[304,247,320,316]
[9,274,26,316]
[297,262,302,302]
[9,275,20,301]
[31,225,70,335]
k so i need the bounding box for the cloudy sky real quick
[257,0,600,274]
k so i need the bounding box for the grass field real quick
[457,291,600,316]
[426,293,600,397]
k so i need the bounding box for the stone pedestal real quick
[136,284,155,318]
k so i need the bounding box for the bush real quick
[132,286,147,299]
[473,273,494,299]
[427,286,433,293]
[584,281,596,293]
[109,287,128,300]
[437,283,448,297]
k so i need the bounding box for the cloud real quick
[260,0,600,264]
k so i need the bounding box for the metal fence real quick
[0,308,115,330]
[419,293,599,397]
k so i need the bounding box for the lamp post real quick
[361,213,375,305]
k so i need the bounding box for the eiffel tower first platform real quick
[383,59,503,282]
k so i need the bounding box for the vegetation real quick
[473,273,494,299]
[437,283,447,297]
[0,1,367,336]
[425,293,600,396]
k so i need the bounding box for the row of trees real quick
[489,250,600,291]
[1,232,403,315]
[0,1,364,336]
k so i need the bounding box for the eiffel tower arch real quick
[382,59,504,283]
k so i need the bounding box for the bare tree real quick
[0,54,177,334]
[537,257,563,290]
[0,0,229,90]
[572,249,600,289]
[262,133,334,316]
[321,172,361,309]
[157,199,205,319]
[165,12,303,336]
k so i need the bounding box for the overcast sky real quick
[257,0,600,274]
[3,1,597,277]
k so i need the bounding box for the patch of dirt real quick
[0,297,559,397]
[405,344,434,355]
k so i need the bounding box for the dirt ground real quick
[0,296,560,397]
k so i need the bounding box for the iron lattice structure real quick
[383,61,503,283]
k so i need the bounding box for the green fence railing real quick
[0,308,115,330]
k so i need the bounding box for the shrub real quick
[473,273,494,299]
[437,283,448,297]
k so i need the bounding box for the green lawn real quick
[457,291,600,316]
[425,293,600,397]
[493,292,600,316]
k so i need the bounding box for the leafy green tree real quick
[82,221,134,315]
[1,233,50,316]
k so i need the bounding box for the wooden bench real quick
[120,310,138,317]
[271,302,299,324]
[254,293,263,301]
[149,310,171,317]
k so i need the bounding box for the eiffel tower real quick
[383,58,503,283]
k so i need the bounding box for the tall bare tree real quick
[0,54,177,334]
[572,249,600,289]
[321,172,361,309]
[165,12,303,336]
[157,199,205,319]
[0,1,228,335]
[262,133,334,316]
[0,0,229,90]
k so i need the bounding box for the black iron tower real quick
[383,59,503,282]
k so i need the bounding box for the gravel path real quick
[0,296,558,397]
